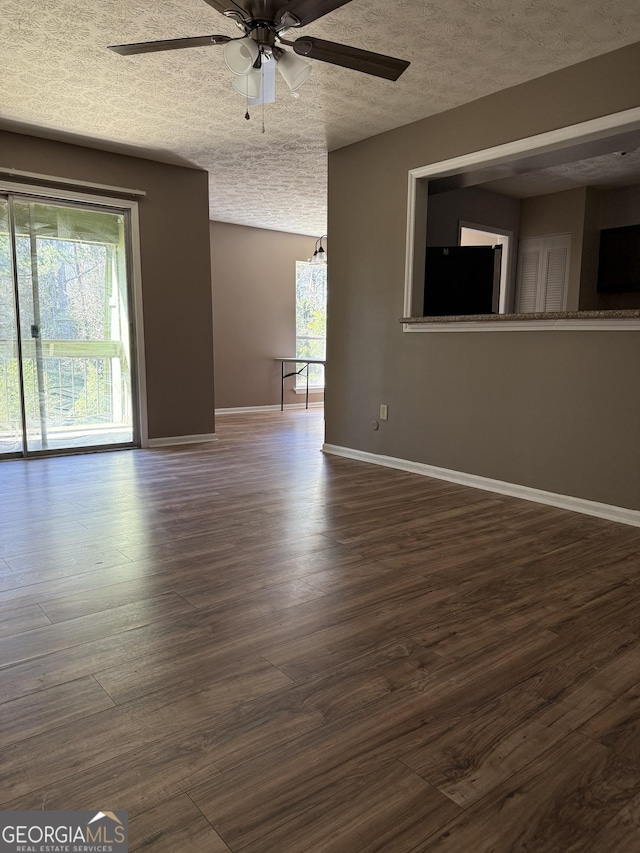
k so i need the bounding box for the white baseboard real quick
[216,403,324,414]
[147,433,218,448]
[322,443,640,529]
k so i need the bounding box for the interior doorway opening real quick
[459,223,513,314]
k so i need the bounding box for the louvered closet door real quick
[541,235,570,311]
[515,234,571,313]
[515,238,543,312]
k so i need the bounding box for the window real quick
[295,261,326,388]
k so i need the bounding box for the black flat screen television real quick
[423,245,500,316]
[597,223,640,293]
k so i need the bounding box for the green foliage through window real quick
[295,261,327,387]
[0,199,133,452]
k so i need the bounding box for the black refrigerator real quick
[423,245,502,316]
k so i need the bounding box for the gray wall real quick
[600,183,640,229]
[210,221,322,409]
[0,129,214,441]
[426,186,520,247]
[326,41,640,511]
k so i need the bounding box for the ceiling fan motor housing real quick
[247,23,278,50]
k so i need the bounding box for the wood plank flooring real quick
[2,409,640,851]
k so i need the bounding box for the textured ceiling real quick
[1,1,640,235]
[483,148,640,197]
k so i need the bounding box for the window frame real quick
[295,260,327,390]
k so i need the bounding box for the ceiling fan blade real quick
[293,36,409,80]
[109,34,231,56]
[275,0,353,27]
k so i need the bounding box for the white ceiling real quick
[2,0,640,236]
[482,148,640,198]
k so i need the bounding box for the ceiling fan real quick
[108,0,410,93]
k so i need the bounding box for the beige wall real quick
[0,129,215,441]
[210,221,322,409]
[326,41,640,511]
[519,187,587,310]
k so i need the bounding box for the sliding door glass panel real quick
[13,200,135,452]
[0,198,23,455]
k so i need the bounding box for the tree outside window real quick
[295,261,326,388]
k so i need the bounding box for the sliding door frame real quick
[0,180,148,454]
[1,195,28,458]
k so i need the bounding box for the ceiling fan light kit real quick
[223,36,259,75]
[108,0,410,120]
[232,66,262,98]
[276,49,312,92]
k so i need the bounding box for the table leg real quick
[281,361,285,411]
[305,363,309,410]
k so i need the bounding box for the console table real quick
[274,357,325,411]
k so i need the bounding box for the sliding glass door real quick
[0,194,137,457]
[0,198,22,455]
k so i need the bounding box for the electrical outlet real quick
[379,404,389,421]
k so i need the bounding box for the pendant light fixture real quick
[309,235,328,264]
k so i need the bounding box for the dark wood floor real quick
[2,410,640,851]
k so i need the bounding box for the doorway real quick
[0,194,138,457]
[459,223,513,314]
